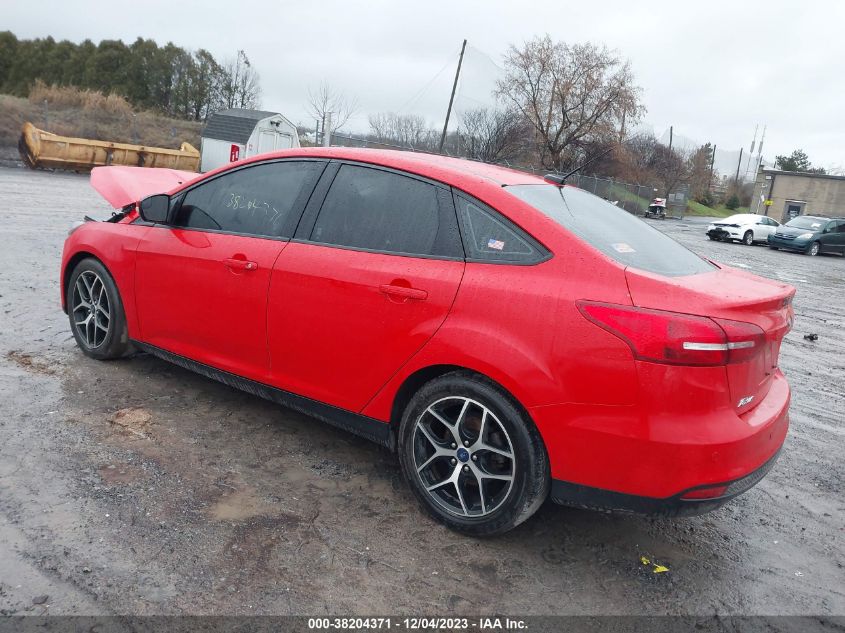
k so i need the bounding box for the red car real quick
[62,148,793,535]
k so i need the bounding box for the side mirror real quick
[139,194,170,224]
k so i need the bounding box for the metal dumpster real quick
[18,122,199,172]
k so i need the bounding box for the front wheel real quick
[806,241,820,256]
[743,230,754,245]
[398,372,549,536]
[67,258,133,360]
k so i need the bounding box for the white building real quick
[200,109,300,172]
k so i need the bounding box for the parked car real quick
[706,213,780,245]
[767,215,845,256]
[644,197,667,219]
[62,149,794,535]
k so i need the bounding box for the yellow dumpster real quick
[18,122,199,172]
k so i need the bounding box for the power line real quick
[395,44,461,115]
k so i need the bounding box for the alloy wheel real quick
[412,396,515,518]
[71,271,111,349]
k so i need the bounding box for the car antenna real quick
[544,145,617,186]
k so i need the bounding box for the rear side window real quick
[454,194,546,263]
[174,161,323,238]
[507,184,715,276]
[311,164,457,257]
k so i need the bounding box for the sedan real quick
[62,148,794,535]
[767,215,845,256]
[706,213,780,245]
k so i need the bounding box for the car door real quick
[818,220,837,253]
[134,160,325,382]
[825,220,845,253]
[267,162,465,412]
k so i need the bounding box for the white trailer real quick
[200,108,300,172]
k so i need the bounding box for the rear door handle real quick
[379,284,428,301]
[224,257,258,272]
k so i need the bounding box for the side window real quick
[454,194,546,263]
[174,161,323,238]
[311,164,457,257]
[832,220,845,233]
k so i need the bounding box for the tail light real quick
[577,301,765,367]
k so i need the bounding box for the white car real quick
[706,214,781,245]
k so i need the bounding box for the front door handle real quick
[224,257,258,272]
[379,284,428,301]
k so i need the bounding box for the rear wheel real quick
[743,230,754,245]
[398,372,549,536]
[68,258,133,360]
[806,241,820,256]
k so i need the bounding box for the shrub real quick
[696,192,714,207]
[725,193,741,210]
[28,80,132,116]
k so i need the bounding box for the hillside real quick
[0,84,202,166]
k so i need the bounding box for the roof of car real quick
[229,147,545,187]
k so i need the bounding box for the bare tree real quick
[496,35,643,171]
[307,81,358,134]
[368,112,438,150]
[619,133,660,183]
[686,143,715,201]
[456,107,526,163]
[652,144,690,198]
[220,50,261,110]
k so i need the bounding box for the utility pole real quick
[322,112,333,147]
[438,39,467,153]
[743,124,759,182]
[668,126,673,152]
[619,107,626,143]
[708,144,716,192]
[734,147,744,185]
[753,126,768,214]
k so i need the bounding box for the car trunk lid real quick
[624,265,794,414]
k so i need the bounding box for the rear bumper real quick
[531,369,790,511]
[550,448,782,516]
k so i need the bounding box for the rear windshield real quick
[785,217,825,230]
[506,184,715,277]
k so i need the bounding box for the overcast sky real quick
[6,0,844,171]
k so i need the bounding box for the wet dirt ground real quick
[0,167,842,617]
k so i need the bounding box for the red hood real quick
[90,166,199,208]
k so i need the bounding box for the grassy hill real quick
[685,200,751,218]
[0,84,201,152]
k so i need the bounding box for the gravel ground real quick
[0,167,842,617]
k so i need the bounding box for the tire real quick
[806,241,820,257]
[397,371,550,536]
[768,246,779,250]
[67,258,133,360]
[743,230,754,246]
[708,235,716,241]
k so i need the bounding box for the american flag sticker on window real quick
[487,238,505,250]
